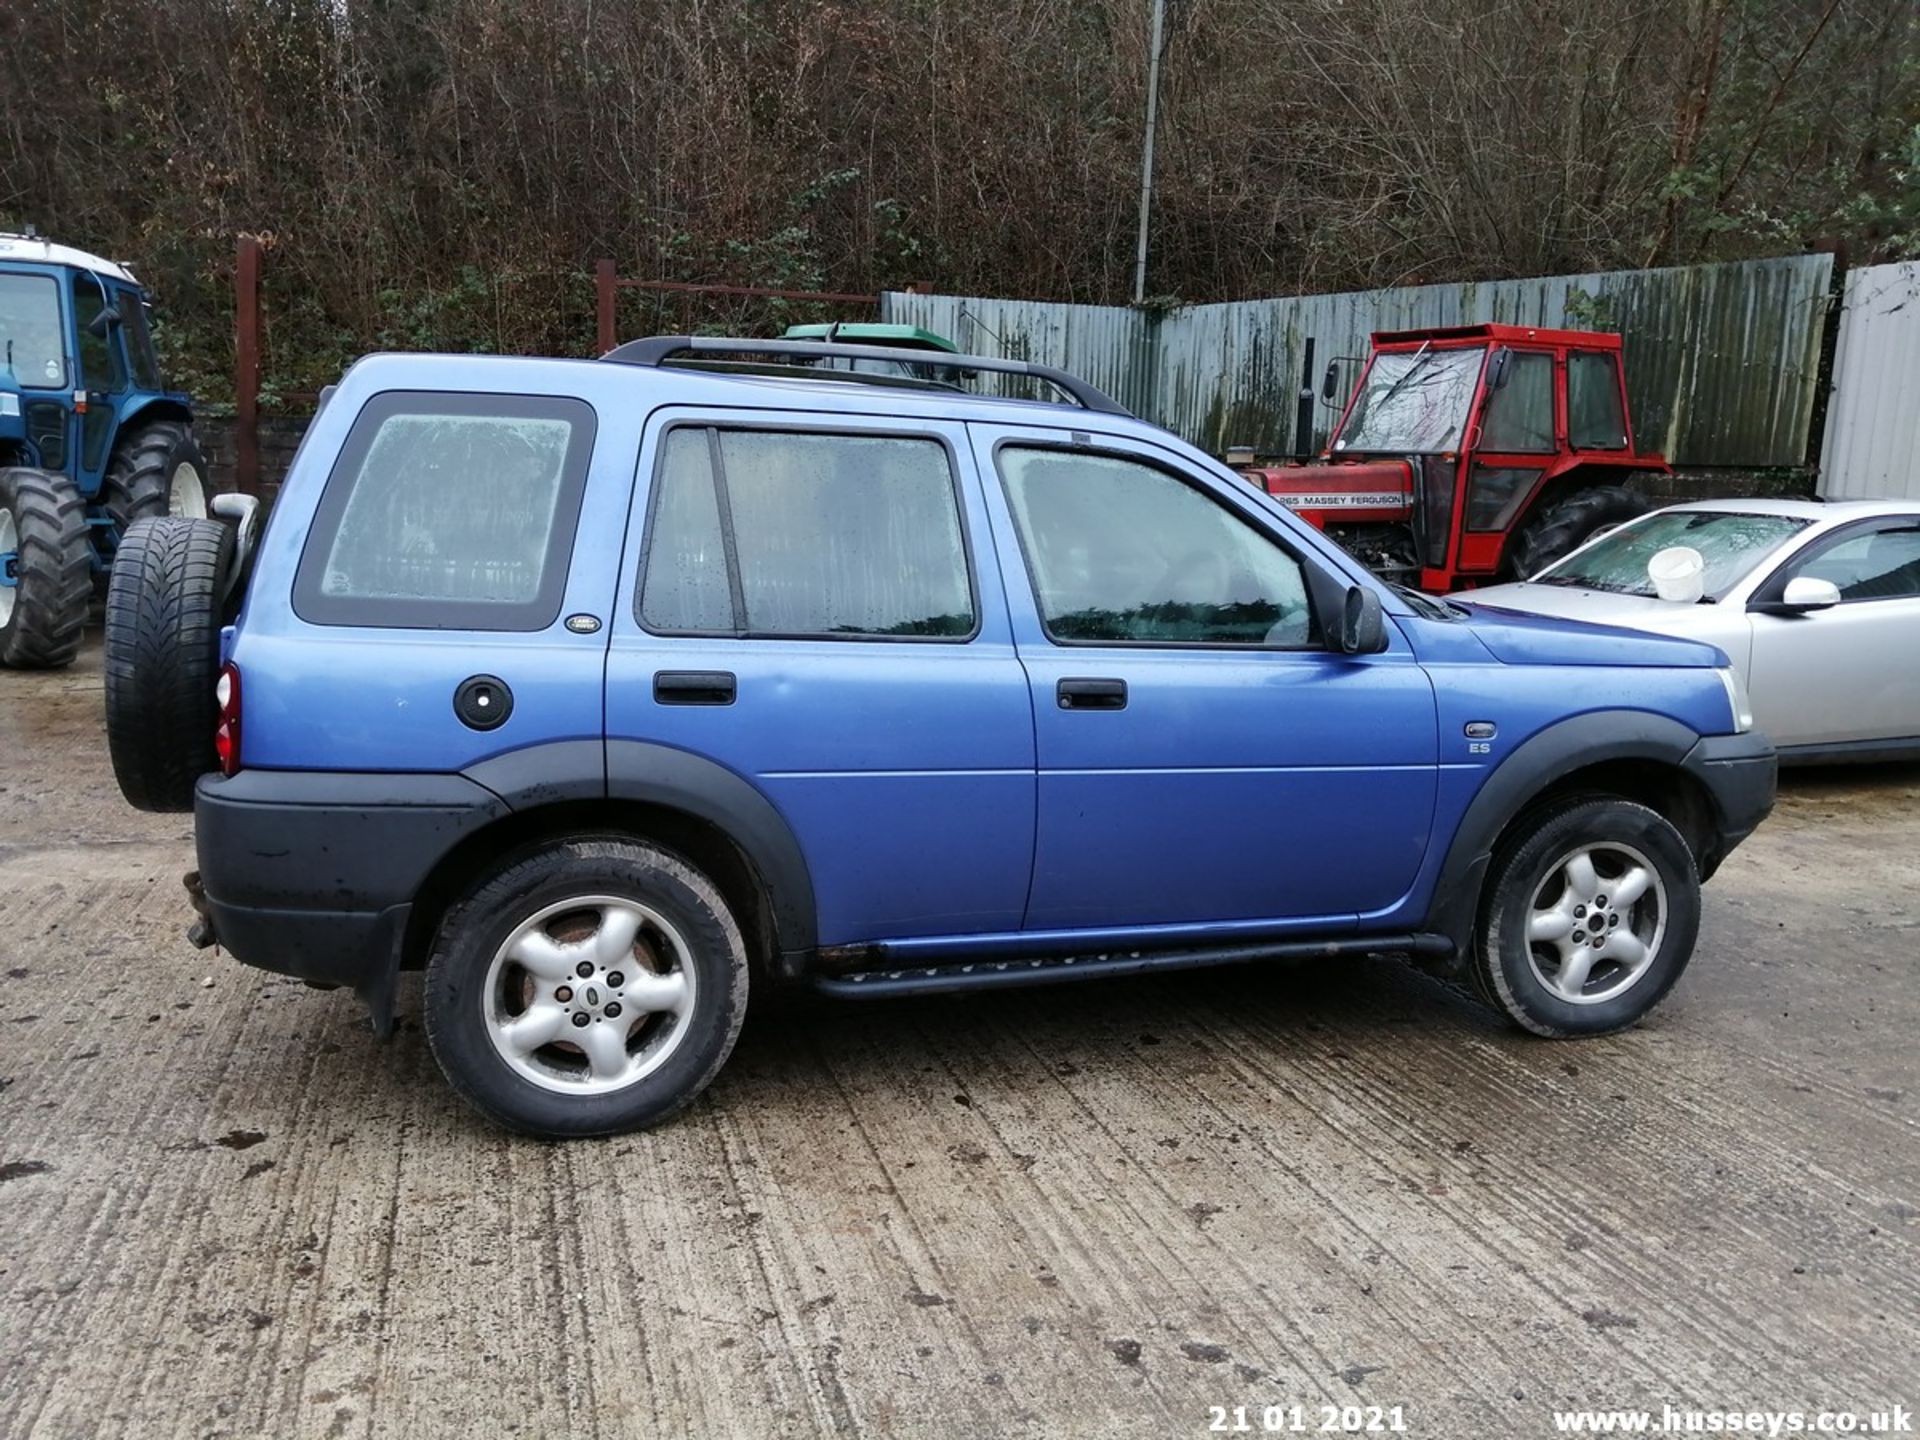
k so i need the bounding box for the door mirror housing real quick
[1780,575,1841,611]
[1333,584,1388,654]
[1321,360,1339,401]
[87,306,121,339]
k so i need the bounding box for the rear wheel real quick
[103,516,233,811]
[101,419,211,527]
[1506,484,1647,579]
[1471,797,1700,1037]
[424,838,750,1137]
[0,467,90,669]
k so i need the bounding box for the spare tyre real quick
[105,517,233,813]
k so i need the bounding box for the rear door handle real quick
[1057,677,1127,710]
[654,670,736,705]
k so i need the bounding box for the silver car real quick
[1469,498,1920,763]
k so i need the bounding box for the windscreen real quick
[1334,347,1484,454]
[1533,510,1810,598]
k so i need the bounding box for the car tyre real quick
[1472,797,1700,1037]
[0,467,90,670]
[424,838,750,1137]
[103,516,233,811]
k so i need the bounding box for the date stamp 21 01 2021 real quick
[1207,1405,1411,1435]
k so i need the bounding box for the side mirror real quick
[1334,584,1388,654]
[1750,575,1841,616]
[1321,361,1338,401]
[1485,348,1511,391]
[1780,576,1841,611]
[87,306,121,339]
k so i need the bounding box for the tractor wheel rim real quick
[169,463,207,519]
[1523,841,1666,1005]
[482,894,697,1096]
[0,506,16,628]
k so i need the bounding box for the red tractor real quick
[1242,324,1669,591]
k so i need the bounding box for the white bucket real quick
[1648,545,1705,604]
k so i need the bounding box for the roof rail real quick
[602,335,1131,417]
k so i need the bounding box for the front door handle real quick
[1057,677,1127,710]
[654,670,736,705]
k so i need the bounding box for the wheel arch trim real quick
[1425,710,1703,953]
[452,739,819,967]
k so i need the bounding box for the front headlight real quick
[0,394,21,418]
[1717,666,1753,734]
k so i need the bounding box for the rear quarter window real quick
[293,392,596,630]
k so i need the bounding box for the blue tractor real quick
[1,233,211,668]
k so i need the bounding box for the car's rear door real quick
[604,408,1036,946]
[970,423,1439,935]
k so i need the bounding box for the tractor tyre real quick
[0,467,91,670]
[104,517,233,812]
[1506,484,1648,580]
[101,419,212,529]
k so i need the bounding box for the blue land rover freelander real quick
[103,337,1776,1138]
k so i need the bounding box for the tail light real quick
[214,662,242,776]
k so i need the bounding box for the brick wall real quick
[194,414,311,499]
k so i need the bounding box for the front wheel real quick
[423,838,750,1137]
[1471,798,1701,1037]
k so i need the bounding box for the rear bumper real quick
[193,769,507,1031]
[1681,730,1777,877]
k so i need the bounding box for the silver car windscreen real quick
[1534,511,1812,600]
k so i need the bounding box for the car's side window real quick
[997,445,1316,648]
[1794,522,1920,603]
[638,426,976,640]
[292,391,596,630]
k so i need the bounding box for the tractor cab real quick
[0,233,211,668]
[1244,324,1668,591]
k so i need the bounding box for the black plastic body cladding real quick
[1425,713,1775,953]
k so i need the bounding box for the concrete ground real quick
[1,641,1916,1440]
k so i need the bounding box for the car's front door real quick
[605,409,1036,946]
[970,424,1439,936]
[1747,516,1920,748]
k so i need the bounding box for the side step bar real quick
[810,933,1452,1000]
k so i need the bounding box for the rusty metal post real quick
[595,259,617,354]
[234,235,262,497]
